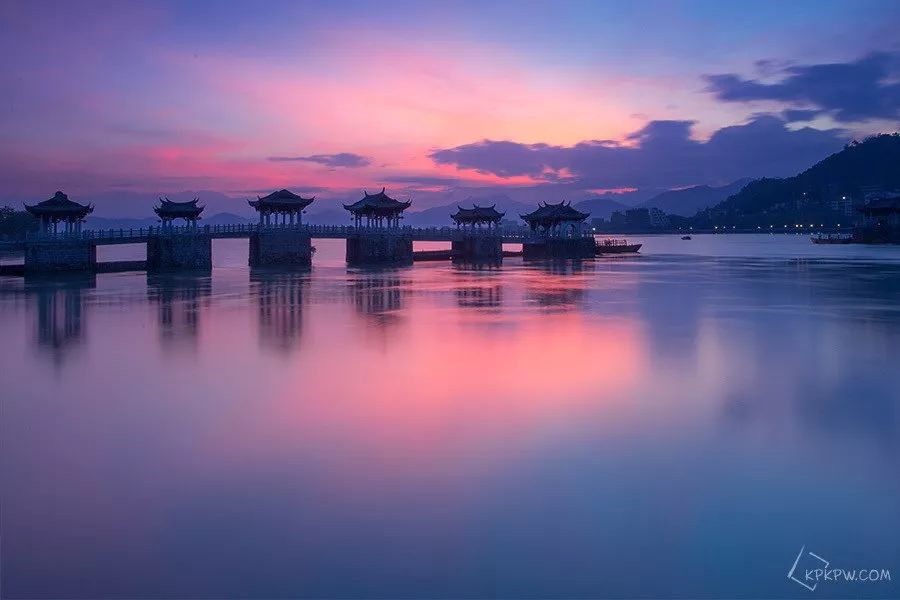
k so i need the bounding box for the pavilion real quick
[25,191,94,234]
[249,189,315,226]
[451,204,505,230]
[343,188,411,228]
[520,201,589,237]
[154,197,204,227]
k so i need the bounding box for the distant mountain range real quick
[85,212,251,230]
[637,178,752,217]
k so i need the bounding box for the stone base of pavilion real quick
[24,238,97,273]
[451,235,503,262]
[522,237,596,259]
[147,233,212,272]
[249,230,313,267]
[346,232,413,265]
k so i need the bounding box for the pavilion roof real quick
[154,197,205,219]
[24,191,94,219]
[343,188,411,214]
[249,189,315,211]
[451,204,505,223]
[520,201,589,223]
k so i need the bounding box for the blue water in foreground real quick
[1,234,898,598]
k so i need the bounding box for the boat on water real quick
[681,235,692,240]
[595,238,642,254]
[811,233,854,245]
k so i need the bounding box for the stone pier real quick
[522,237,596,259]
[147,233,212,272]
[346,233,413,265]
[249,230,313,267]
[451,235,503,262]
[24,239,97,273]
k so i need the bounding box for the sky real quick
[1,0,899,210]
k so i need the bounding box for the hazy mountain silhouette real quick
[85,212,251,230]
[403,194,530,226]
[78,190,251,219]
[572,197,632,220]
[638,179,752,216]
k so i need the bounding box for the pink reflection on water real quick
[200,289,646,483]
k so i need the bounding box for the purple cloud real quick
[381,175,462,186]
[429,116,847,189]
[705,51,900,123]
[267,153,371,168]
[781,109,823,122]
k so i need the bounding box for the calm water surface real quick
[2,235,899,598]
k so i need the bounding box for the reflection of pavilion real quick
[538,259,592,276]
[251,270,309,353]
[349,271,409,326]
[452,258,502,269]
[455,284,503,308]
[29,274,95,366]
[524,261,593,310]
[147,273,211,347]
[452,267,503,309]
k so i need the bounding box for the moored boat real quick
[681,235,692,240]
[595,238,642,254]
[811,233,854,244]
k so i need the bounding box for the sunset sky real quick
[2,0,899,208]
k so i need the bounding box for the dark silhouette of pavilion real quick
[249,189,315,226]
[520,201,589,236]
[343,188,411,227]
[451,204,505,229]
[154,197,204,227]
[24,191,93,234]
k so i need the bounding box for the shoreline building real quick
[249,189,315,227]
[856,192,900,243]
[343,188,411,228]
[648,207,670,228]
[451,205,505,230]
[154,197,204,228]
[25,191,94,234]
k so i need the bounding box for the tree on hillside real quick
[0,206,39,238]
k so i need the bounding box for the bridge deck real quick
[7,223,577,247]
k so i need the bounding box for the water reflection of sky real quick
[1,237,898,598]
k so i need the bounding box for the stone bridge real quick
[4,223,594,273]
